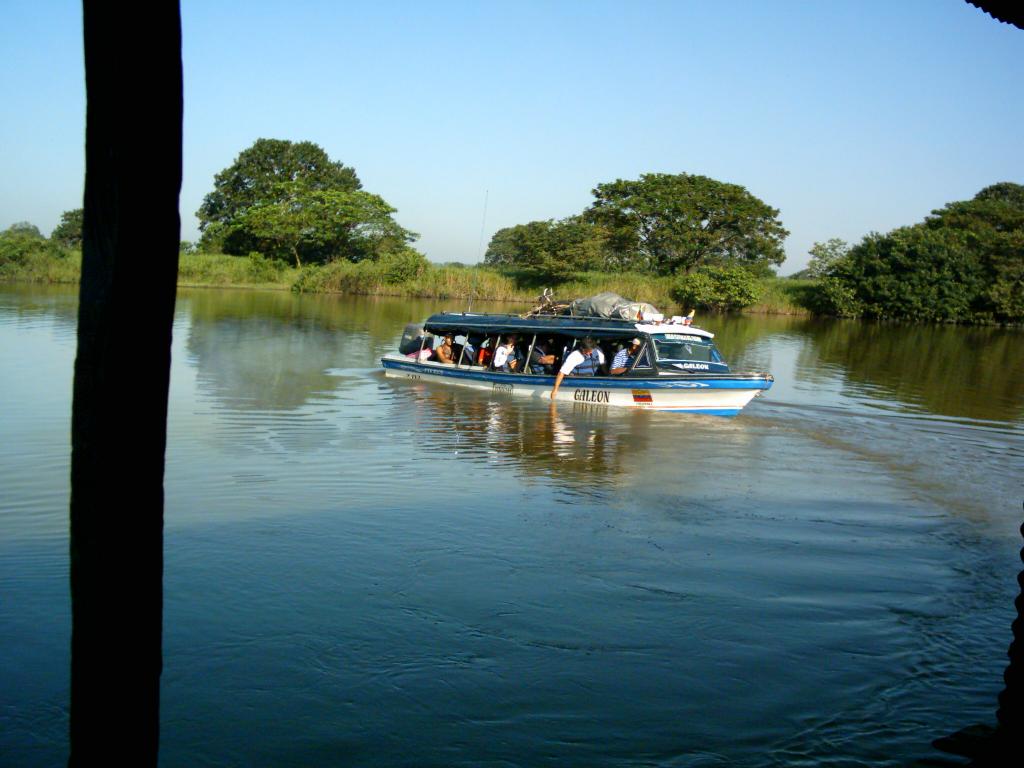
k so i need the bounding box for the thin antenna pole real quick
[469,189,488,314]
[477,189,489,260]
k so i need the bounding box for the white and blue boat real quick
[382,303,773,416]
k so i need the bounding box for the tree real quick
[584,173,788,275]
[52,208,84,247]
[806,238,850,279]
[923,183,1024,321]
[227,183,416,268]
[197,138,361,253]
[484,216,611,282]
[672,264,762,312]
[805,183,1024,323]
[973,181,1024,207]
[840,227,986,321]
[0,224,66,274]
[5,221,43,239]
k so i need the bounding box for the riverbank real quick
[0,250,814,315]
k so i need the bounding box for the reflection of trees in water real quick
[0,283,79,327]
[181,290,526,411]
[701,312,808,363]
[697,312,1024,422]
[396,382,644,490]
[183,289,519,346]
[184,296,353,411]
[795,319,1024,421]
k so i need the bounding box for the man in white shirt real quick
[492,335,520,372]
[549,337,605,399]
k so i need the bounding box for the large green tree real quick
[228,183,416,267]
[52,208,84,247]
[923,183,1024,320]
[197,138,362,254]
[584,173,788,275]
[484,216,610,282]
[811,182,1024,323]
[5,221,43,239]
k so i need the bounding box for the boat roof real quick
[423,312,715,340]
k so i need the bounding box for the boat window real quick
[651,333,721,363]
[631,346,652,369]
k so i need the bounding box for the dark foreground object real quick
[69,2,182,764]
[933,515,1024,765]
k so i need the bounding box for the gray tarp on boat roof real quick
[569,291,659,320]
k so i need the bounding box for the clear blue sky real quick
[2,0,1021,273]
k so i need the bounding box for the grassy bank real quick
[1,250,813,315]
[750,277,816,315]
[0,245,81,284]
[177,252,299,289]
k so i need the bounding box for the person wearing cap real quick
[549,336,605,399]
[610,338,642,375]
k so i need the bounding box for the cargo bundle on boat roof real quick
[526,289,660,322]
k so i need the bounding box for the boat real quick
[381,296,773,416]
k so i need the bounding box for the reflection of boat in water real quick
[381,304,773,416]
[387,378,642,487]
[384,374,758,490]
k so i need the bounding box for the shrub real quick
[0,230,78,282]
[246,251,288,282]
[807,276,864,317]
[672,265,762,312]
[378,247,429,284]
[176,251,293,285]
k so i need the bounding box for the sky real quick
[1,0,1022,274]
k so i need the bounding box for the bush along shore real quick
[4,172,1019,323]
[3,237,1019,323]
[0,243,814,316]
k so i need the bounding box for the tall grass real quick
[0,248,815,317]
[177,252,297,288]
[750,277,815,315]
[0,246,81,283]
[294,260,529,302]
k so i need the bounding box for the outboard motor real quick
[398,323,433,355]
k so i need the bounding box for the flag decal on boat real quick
[632,389,653,404]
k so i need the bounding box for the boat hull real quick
[381,354,771,415]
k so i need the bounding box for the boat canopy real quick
[422,312,713,340]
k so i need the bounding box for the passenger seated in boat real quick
[610,338,642,375]
[528,339,557,375]
[549,336,605,399]
[493,335,521,372]
[435,333,456,364]
[476,338,493,367]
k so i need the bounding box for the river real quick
[1,284,1022,766]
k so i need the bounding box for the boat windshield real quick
[651,333,722,363]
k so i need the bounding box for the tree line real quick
[800,182,1023,323]
[4,137,1021,323]
[484,173,788,283]
[486,174,1023,324]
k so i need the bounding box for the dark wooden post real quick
[990,515,1024,760]
[69,2,182,764]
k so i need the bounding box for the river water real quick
[1,285,1022,767]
